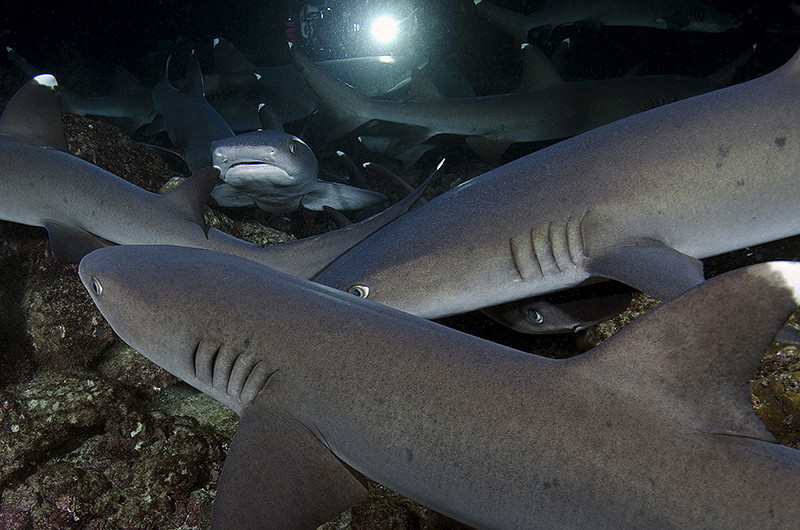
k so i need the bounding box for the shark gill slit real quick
[509,216,587,280]
[567,213,588,266]
[222,350,272,403]
[191,340,201,379]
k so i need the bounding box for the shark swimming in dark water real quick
[474,0,741,45]
[79,243,800,530]
[0,73,430,276]
[313,47,800,320]
[292,38,746,163]
[210,104,388,213]
[150,52,387,213]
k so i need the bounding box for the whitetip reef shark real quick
[291,38,745,163]
[473,0,741,44]
[0,73,430,276]
[149,51,236,174]
[78,243,800,529]
[210,103,388,213]
[313,46,800,319]
[152,52,386,213]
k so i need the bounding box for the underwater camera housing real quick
[292,0,419,61]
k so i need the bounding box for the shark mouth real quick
[222,162,297,187]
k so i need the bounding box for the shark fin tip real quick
[766,262,800,306]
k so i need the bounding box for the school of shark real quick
[3,0,800,528]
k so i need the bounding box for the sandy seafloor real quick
[3,0,800,528]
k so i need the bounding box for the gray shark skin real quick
[78,244,800,529]
[291,40,737,163]
[151,52,235,173]
[210,111,388,213]
[313,47,800,319]
[474,0,740,43]
[0,74,429,276]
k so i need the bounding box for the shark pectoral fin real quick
[212,404,368,530]
[464,136,513,165]
[161,167,220,237]
[256,161,440,279]
[140,114,164,136]
[44,222,113,263]
[300,181,388,212]
[209,182,257,208]
[588,241,705,303]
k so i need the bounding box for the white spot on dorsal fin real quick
[33,74,58,89]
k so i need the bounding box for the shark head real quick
[78,245,281,414]
[211,129,319,211]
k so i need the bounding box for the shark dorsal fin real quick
[181,51,206,99]
[213,37,258,74]
[160,166,220,236]
[258,103,284,132]
[581,262,800,443]
[0,74,69,151]
[517,43,563,93]
[407,69,443,102]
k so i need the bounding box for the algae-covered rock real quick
[22,239,114,368]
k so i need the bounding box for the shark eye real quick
[288,141,298,155]
[526,309,544,325]
[348,285,369,298]
[90,276,103,296]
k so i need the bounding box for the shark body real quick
[152,53,386,212]
[208,37,428,127]
[474,0,741,44]
[0,74,428,275]
[151,52,235,174]
[313,48,800,319]
[79,244,800,529]
[292,41,740,162]
[210,105,387,213]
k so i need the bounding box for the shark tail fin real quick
[160,167,220,237]
[212,399,368,530]
[516,43,563,92]
[0,74,69,152]
[212,37,259,74]
[587,262,800,443]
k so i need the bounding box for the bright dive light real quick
[371,16,398,42]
